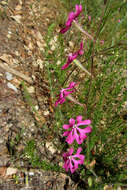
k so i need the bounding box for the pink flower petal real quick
[76,115,83,122]
[63,124,71,129]
[75,4,82,17]
[62,152,68,159]
[76,128,88,139]
[69,118,75,125]
[60,25,71,34]
[82,126,92,133]
[70,161,76,173]
[79,5,82,12]
[69,82,77,88]
[61,63,70,70]
[76,127,92,137]
[74,128,83,144]
[76,147,83,155]
[71,159,79,169]
[77,119,91,126]
[69,147,74,155]
[68,12,75,20]
[64,90,75,96]
[66,19,72,27]
[63,131,70,136]
[66,131,75,144]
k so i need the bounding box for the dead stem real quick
[0,62,33,84]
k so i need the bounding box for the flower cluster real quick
[55,82,77,107]
[62,41,84,70]
[62,116,92,173]
[60,4,82,34]
[63,116,92,145]
[63,147,85,173]
[55,4,92,174]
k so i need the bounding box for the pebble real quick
[43,110,49,116]
[45,142,56,154]
[35,105,39,111]
[27,86,35,93]
[5,72,13,81]
[51,45,56,51]
[29,172,34,176]
[7,82,18,92]
[36,59,43,69]
[56,60,61,65]
[69,41,74,48]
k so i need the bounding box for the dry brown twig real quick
[0,62,33,84]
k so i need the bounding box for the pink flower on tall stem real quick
[63,147,85,173]
[62,41,84,70]
[60,4,82,34]
[55,82,77,107]
[63,115,92,144]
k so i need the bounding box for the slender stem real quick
[73,20,94,41]
[73,59,92,76]
[89,169,98,178]
[113,183,127,187]
[87,136,90,163]
[62,65,77,86]
[67,94,84,107]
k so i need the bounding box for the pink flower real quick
[63,147,85,173]
[118,19,121,23]
[60,4,82,34]
[63,115,92,144]
[88,15,91,22]
[62,41,84,70]
[55,82,77,107]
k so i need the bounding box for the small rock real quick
[36,41,44,51]
[27,86,35,93]
[8,31,12,34]
[35,105,39,111]
[54,36,58,42]
[6,168,17,176]
[5,72,13,81]
[59,162,63,167]
[10,15,22,24]
[29,172,34,176]
[1,1,8,5]
[69,41,74,48]
[15,4,22,11]
[56,60,61,65]
[36,59,43,69]
[51,45,56,51]
[7,34,11,38]
[45,142,56,154]
[7,82,18,92]
[43,110,49,116]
